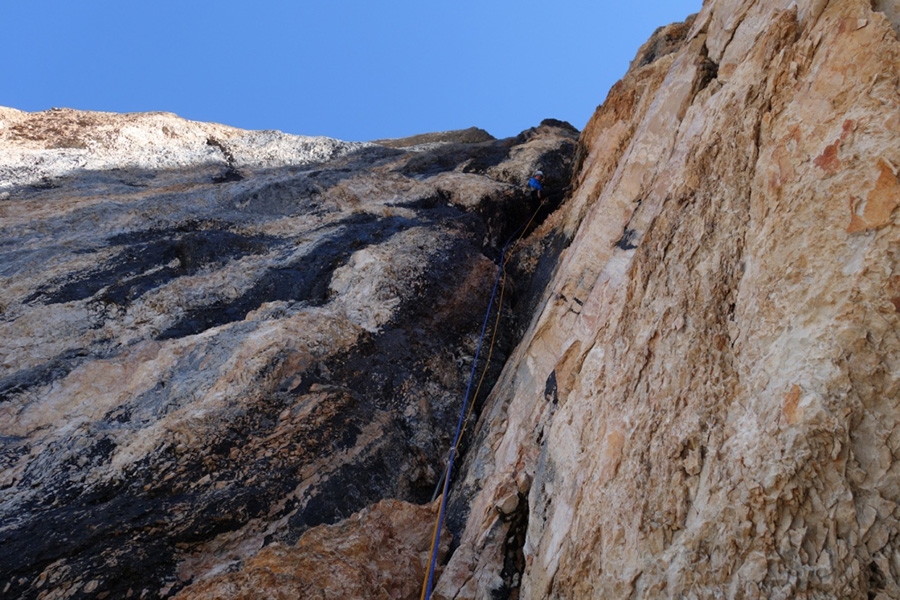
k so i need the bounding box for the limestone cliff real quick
[436,0,900,598]
[0,107,577,599]
[4,0,900,597]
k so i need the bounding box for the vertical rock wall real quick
[437,0,900,598]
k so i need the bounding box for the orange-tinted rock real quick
[814,140,842,174]
[437,0,900,598]
[847,159,900,232]
[173,499,449,600]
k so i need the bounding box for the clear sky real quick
[3,1,702,142]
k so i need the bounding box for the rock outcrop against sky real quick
[0,106,577,599]
[435,0,900,598]
[3,0,900,598]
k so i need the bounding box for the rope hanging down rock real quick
[420,201,545,600]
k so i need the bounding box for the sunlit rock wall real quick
[437,0,900,598]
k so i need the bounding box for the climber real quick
[528,170,548,203]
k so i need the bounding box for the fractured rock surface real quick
[0,108,577,598]
[6,0,900,597]
[436,1,900,598]
[171,499,451,600]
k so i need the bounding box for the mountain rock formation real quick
[3,0,900,598]
[0,107,577,599]
[434,0,900,598]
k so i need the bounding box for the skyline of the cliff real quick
[3,0,700,142]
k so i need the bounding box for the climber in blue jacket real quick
[528,170,547,203]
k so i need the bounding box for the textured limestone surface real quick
[171,499,450,600]
[0,107,577,599]
[6,0,900,597]
[436,1,900,598]
[0,107,367,191]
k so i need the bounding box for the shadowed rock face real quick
[0,109,577,599]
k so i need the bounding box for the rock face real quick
[5,0,900,597]
[0,107,578,598]
[436,1,900,598]
[170,499,451,600]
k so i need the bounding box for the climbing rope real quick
[420,199,545,600]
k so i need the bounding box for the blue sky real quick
[3,1,702,142]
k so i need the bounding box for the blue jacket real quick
[527,177,544,192]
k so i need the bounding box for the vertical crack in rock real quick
[692,43,720,96]
[495,492,530,600]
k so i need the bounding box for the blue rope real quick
[423,230,523,598]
